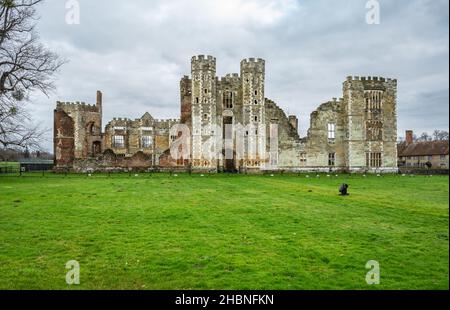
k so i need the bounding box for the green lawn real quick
[0,162,19,168]
[0,173,448,290]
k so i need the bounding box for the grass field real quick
[0,162,19,168]
[0,173,448,290]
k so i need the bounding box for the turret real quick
[240,58,265,103]
[240,58,266,166]
[190,55,218,167]
[191,55,216,74]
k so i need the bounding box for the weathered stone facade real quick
[302,75,398,173]
[54,56,398,173]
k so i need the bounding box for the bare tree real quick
[433,130,449,141]
[0,0,65,150]
[418,132,432,142]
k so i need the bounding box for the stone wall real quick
[54,109,75,167]
[53,57,399,174]
[54,93,102,168]
[305,99,346,169]
[103,114,178,166]
[343,76,398,172]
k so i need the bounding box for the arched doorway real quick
[92,141,102,157]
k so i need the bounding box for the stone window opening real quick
[300,152,307,165]
[327,123,336,140]
[328,153,336,167]
[204,89,208,94]
[365,91,384,111]
[203,113,208,120]
[366,121,383,141]
[113,135,125,148]
[88,123,97,135]
[223,91,233,109]
[255,90,258,96]
[254,100,258,105]
[254,116,258,122]
[196,97,199,104]
[366,152,382,168]
[141,136,153,148]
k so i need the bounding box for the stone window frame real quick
[365,120,383,141]
[113,135,125,149]
[223,91,233,109]
[328,153,336,166]
[300,152,307,165]
[365,90,384,111]
[327,123,336,140]
[366,152,382,168]
[141,136,153,148]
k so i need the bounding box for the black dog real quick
[339,184,349,196]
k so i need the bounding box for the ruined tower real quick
[54,91,103,169]
[240,58,266,169]
[191,55,218,169]
[343,76,398,172]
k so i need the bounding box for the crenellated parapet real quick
[219,73,240,82]
[240,58,265,74]
[191,55,216,73]
[344,76,397,92]
[56,101,100,113]
[154,118,180,126]
[345,76,397,83]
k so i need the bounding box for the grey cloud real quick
[26,0,448,151]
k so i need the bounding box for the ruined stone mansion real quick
[54,55,398,173]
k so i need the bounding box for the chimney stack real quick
[96,90,103,130]
[406,130,413,144]
[96,90,102,107]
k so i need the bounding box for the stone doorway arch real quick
[92,141,102,157]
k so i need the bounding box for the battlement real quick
[154,118,180,123]
[240,57,265,74]
[241,58,265,65]
[111,117,130,122]
[226,73,239,78]
[345,76,397,83]
[56,101,99,112]
[191,55,216,72]
[220,73,240,82]
[192,55,216,62]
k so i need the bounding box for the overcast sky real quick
[30,0,449,151]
